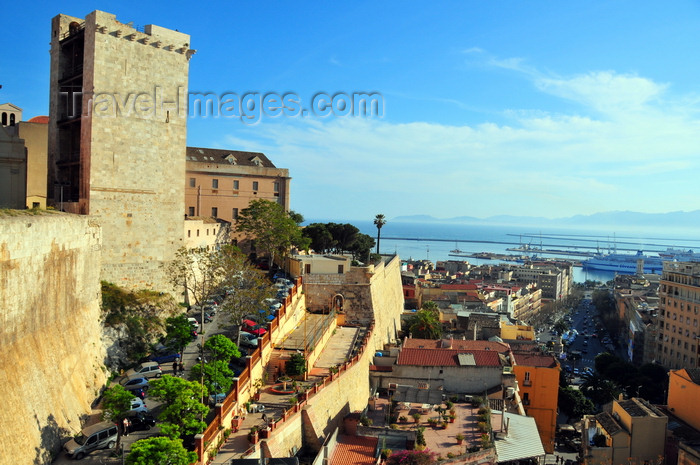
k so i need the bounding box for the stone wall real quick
[49,10,190,293]
[263,333,374,457]
[304,255,404,350]
[0,213,107,464]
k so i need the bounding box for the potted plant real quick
[427,418,438,427]
[448,413,456,423]
[253,378,264,401]
[399,415,408,423]
[441,421,448,429]
[412,412,422,424]
[248,426,259,444]
[456,433,465,445]
[445,400,454,410]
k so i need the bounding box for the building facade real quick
[582,398,667,465]
[48,10,192,291]
[512,352,560,453]
[657,261,700,370]
[185,147,290,241]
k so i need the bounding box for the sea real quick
[310,220,700,284]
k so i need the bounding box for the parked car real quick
[126,411,156,431]
[241,319,267,336]
[149,349,180,364]
[121,376,150,392]
[127,397,149,413]
[238,331,259,348]
[125,361,163,379]
[64,421,118,460]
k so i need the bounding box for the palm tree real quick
[408,309,442,339]
[373,214,386,255]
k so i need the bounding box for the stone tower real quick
[48,10,193,291]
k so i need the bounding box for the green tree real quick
[406,309,442,339]
[348,233,375,263]
[580,373,620,406]
[204,334,240,362]
[102,384,135,450]
[373,214,387,255]
[148,375,208,439]
[189,360,234,399]
[302,223,335,253]
[126,437,197,465]
[164,315,195,357]
[285,352,307,376]
[236,199,307,267]
[558,386,595,420]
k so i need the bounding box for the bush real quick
[285,352,307,376]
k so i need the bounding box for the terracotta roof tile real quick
[396,348,502,367]
[513,353,558,368]
[27,115,49,124]
[440,284,478,290]
[403,338,511,352]
[330,435,378,465]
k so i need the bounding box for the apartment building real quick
[582,397,667,465]
[512,351,560,453]
[657,261,700,370]
[185,147,290,241]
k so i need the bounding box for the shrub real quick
[386,449,436,465]
[399,415,408,423]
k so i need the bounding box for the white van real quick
[64,421,118,459]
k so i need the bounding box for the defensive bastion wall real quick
[0,213,107,464]
[303,255,404,351]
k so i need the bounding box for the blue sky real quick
[3,1,700,221]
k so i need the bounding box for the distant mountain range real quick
[392,210,700,229]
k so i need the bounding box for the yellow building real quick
[512,352,560,453]
[501,322,536,341]
[668,368,700,431]
[582,398,667,465]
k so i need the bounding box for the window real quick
[188,206,195,216]
[212,207,218,218]
[1,113,6,126]
[338,265,344,274]
[252,181,259,191]
[187,230,191,237]
[9,114,15,126]
[189,178,196,187]
[233,180,239,190]
[305,264,311,274]
[197,230,200,237]
[232,208,239,219]
[274,182,280,192]
[523,392,530,405]
[212,179,219,189]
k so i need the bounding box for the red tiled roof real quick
[440,284,478,290]
[396,348,502,367]
[330,435,378,465]
[369,365,392,372]
[403,338,511,352]
[513,353,558,368]
[27,115,49,124]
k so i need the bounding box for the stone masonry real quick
[48,10,191,292]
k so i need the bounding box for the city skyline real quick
[3,1,700,221]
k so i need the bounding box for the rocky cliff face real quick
[0,214,107,464]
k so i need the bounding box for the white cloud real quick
[219,67,700,219]
[535,71,669,115]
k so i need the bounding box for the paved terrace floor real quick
[211,325,361,464]
[366,397,490,458]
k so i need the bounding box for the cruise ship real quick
[583,249,700,274]
[582,250,664,274]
